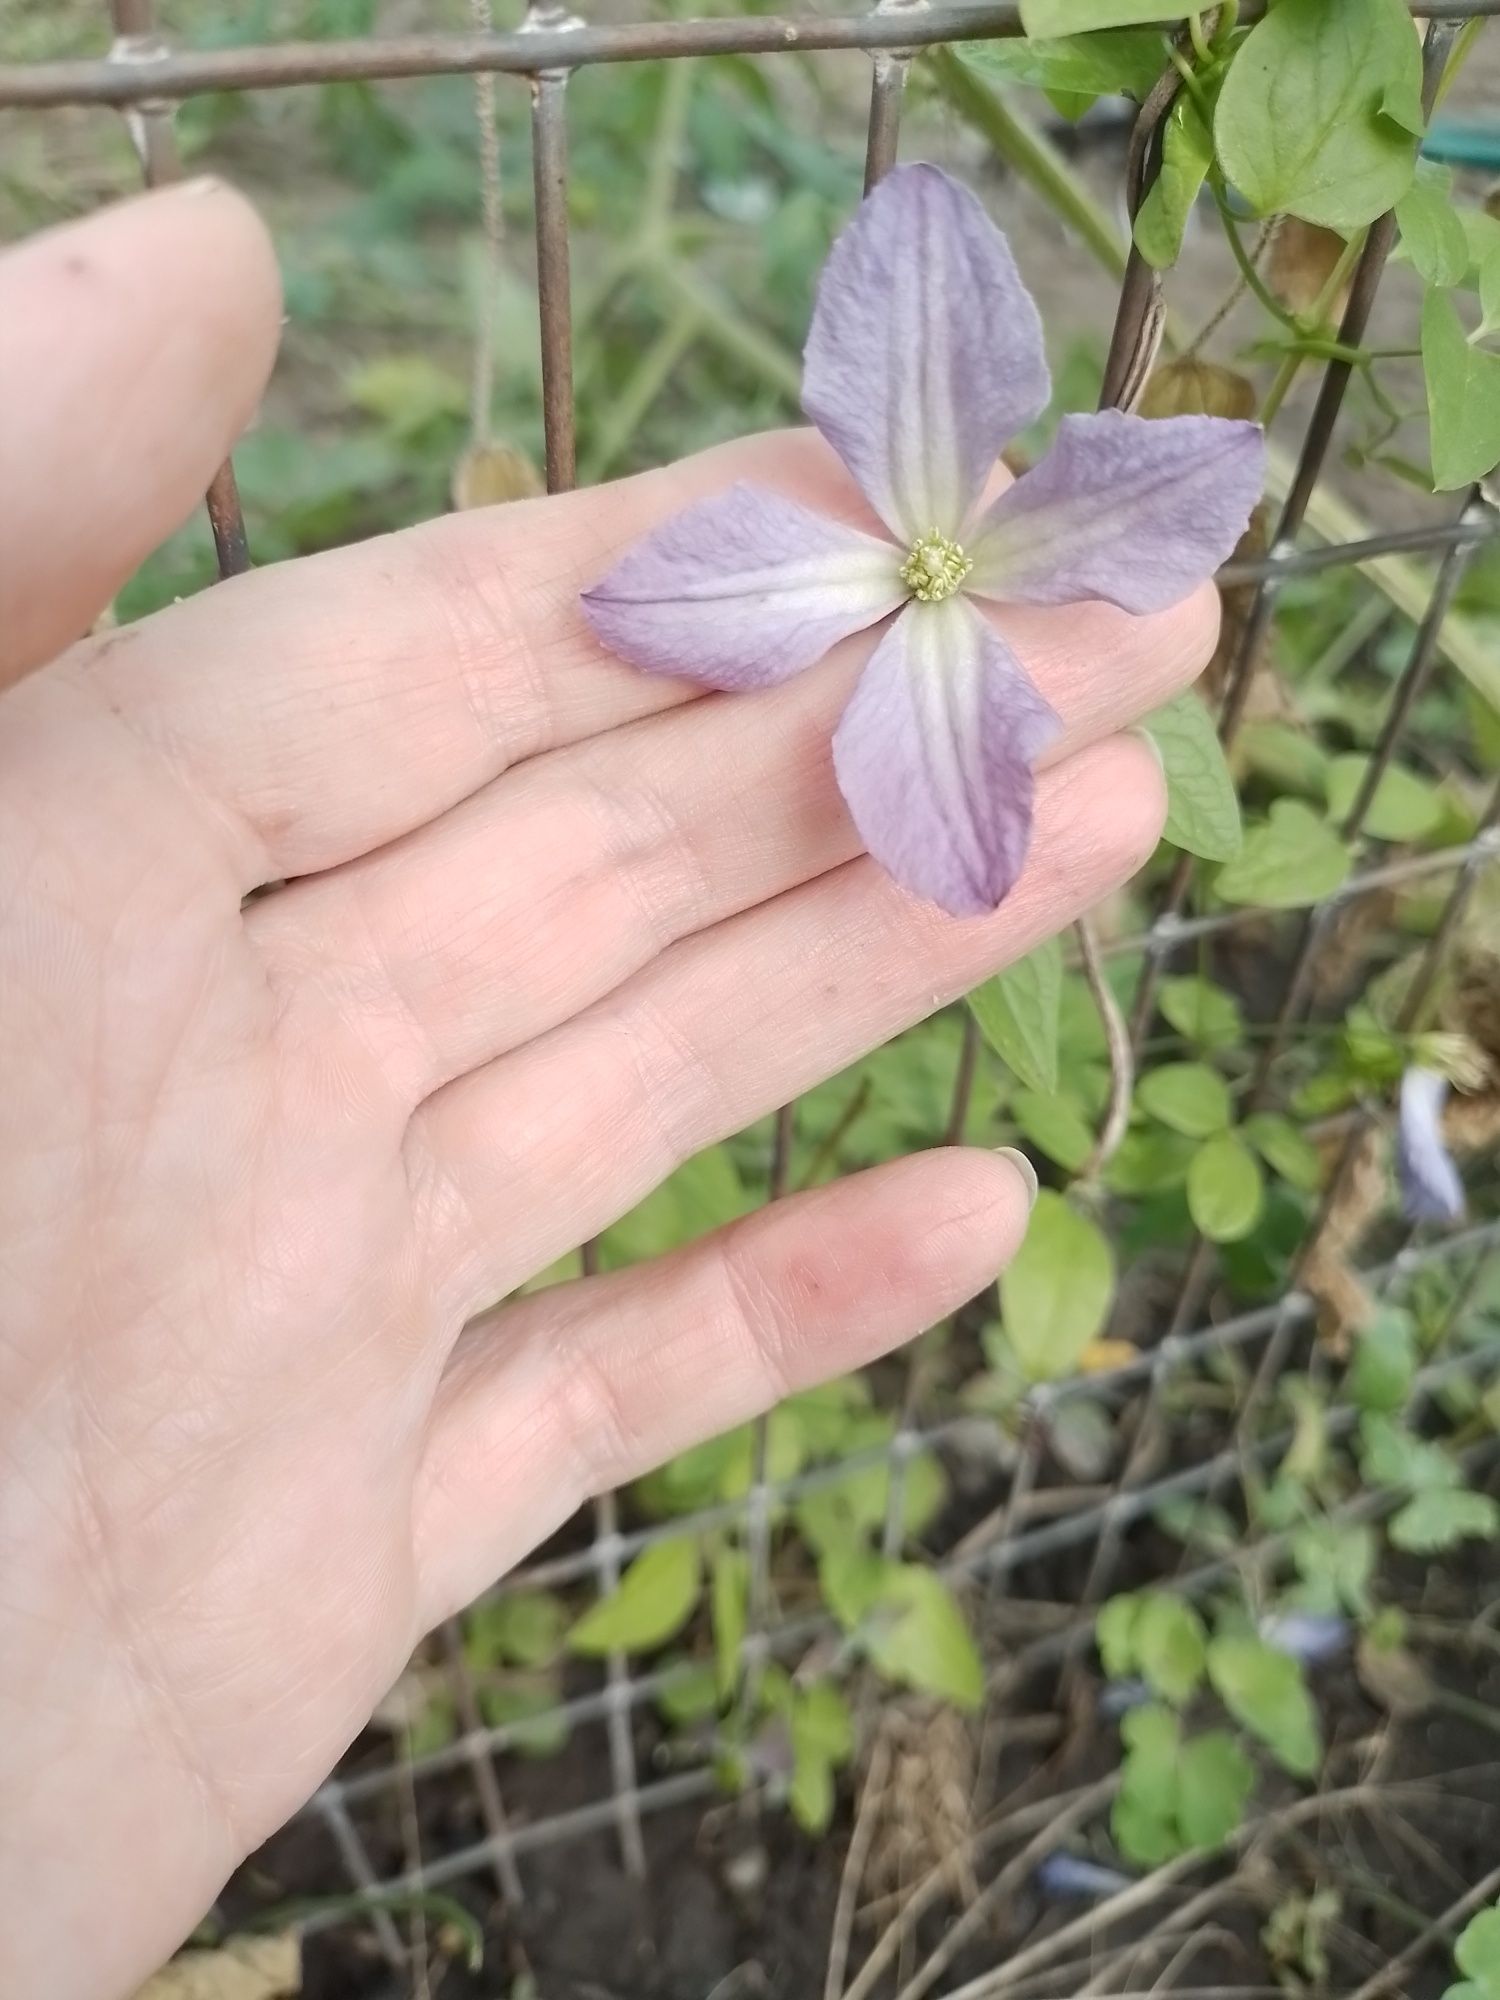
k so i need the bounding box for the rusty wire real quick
[9,0,1500,1960]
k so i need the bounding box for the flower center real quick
[900,530,972,604]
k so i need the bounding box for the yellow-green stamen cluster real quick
[900,530,972,604]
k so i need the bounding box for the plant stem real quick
[1212,180,1302,336]
[654,256,803,401]
[1258,229,1367,425]
[925,46,1128,281]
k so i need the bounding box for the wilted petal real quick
[1396,1067,1466,1223]
[1035,1853,1135,1903]
[803,163,1050,545]
[832,597,1060,917]
[968,410,1265,614]
[582,482,904,689]
[1260,1612,1350,1666]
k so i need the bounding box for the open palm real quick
[0,184,1214,1999]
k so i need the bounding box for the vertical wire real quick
[524,6,579,494]
[107,0,249,577]
[1247,497,1488,1100]
[313,1788,408,1967]
[1133,14,1467,1343]
[1126,15,1466,1062]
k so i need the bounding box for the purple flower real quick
[1035,1851,1135,1901]
[1260,1611,1350,1666]
[1396,1067,1466,1224]
[582,164,1265,916]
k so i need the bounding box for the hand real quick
[0,182,1214,1998]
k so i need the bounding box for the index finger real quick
[71,429,880,881]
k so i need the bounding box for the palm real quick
[0,184,1214,2000]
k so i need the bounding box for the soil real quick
[222,1467,1500,2000]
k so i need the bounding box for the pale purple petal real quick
[802,163,1050,545]
[968,410,1265,614]
[1396,1067,1466,1224]
[581,482,904,690]
[1260,1612,1350,1666]
[1035,1853,1135,1902]
[832,598,1060,917]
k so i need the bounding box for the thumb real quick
[0,178,281,691]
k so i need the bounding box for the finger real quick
[73,430,903,883]
[0,181,281,689]
[410,732,1164,1318]
[413,1147,1034,1621]
[252,585,1213,1104]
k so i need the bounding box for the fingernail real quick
[994,1146,1039,1211]
[1133,725,1166,774]
[172,175,223,198]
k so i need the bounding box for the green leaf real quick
[1138,1062,1232,1138]
[957,27,1166,103]
[1177,1730,1254,1849]
[606,1143,749,1265]
[1290,1519,1376,1615]
[1000,1191,1116,1382]
[568,1538,701,1656]
[1157,976,1244,1053]
[1021,0,1179,30]
[1346,1308,1417,1414]
[1359,1414,1462,1493]
[865,1565,983,1710]
[711,1546,748,1700]
[1144,694,1244,862]
[1454,1905,1500,1994]
[1423,288,1500,490]
[478,1679,570,1757]
[466,1591,566,1670]
[1215,801,1352,908]
[1104,1126,1197,1196]
[1097,1591,1144,1680]
[1242,1113,1323,1193]
[1397,166,1470,288]
[1207,1636,1322,1776]
[1013,1087,1095,1172]
[1214,0,1423,229]
[968,937,1063,1094]
[1389,1488,1500,1554]
[818,1540,888,1633]
[794,1679,855,1764]
[1325,754,1445,842]
[786,1681,854,1834]
[1119,1702,1181,1815]
[656,1660,721,1725]
[1188,1133,1265,1243]
[1114,1701,1185,1861]
[1135,92,1213,270]
[1134,1591,1208,1705]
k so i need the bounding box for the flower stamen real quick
[900,530,972,604]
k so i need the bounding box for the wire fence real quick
[7,0,1500,1983]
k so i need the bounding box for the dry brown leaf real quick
[1269,219,1351,320]
[1139,358,1257,422]
[451,440,544,509]
[130,1935,299,2000]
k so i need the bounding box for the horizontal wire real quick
[5,2,1500,107]
[309,1314,1499,1889]
[313,1224,1500,1822]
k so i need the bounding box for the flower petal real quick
[968,410,1265,614]
[1396,1067,1466,1224]
[802,163,1050,544]
[832,597,1060,917]
[581,481,904,690]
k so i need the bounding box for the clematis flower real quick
[1396,1066,1466,1224]
[583,164,1265,916]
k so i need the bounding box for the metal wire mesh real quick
[6,0,1500,1976]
